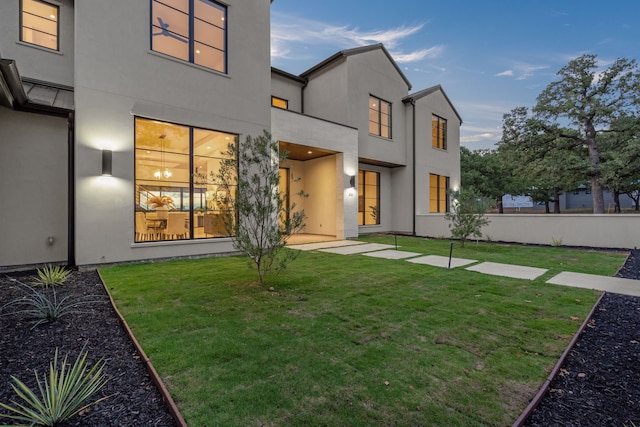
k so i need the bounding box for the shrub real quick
[444,189,491,247]
[0,347,109,426]
[33,264,72,287]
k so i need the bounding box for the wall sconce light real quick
[349,175,356,188]
[101,149,112,176]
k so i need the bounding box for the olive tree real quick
[444,189,490,247]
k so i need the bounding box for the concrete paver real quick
[320,243,396,255]
[466,262,548,280]
[546,272,640,297]
[408,255,477,268]
[363,249,422,260]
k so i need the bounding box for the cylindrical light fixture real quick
[102,149,112,176]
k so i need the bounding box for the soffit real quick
[279,141,338,161]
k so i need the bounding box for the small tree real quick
[215,131,306,285]
[444,189,490,247]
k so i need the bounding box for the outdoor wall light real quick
[349,175,356,188]
[101,149,112,176]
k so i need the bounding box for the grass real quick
[100,236,626,426]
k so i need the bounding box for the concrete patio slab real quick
[546,272,640,297]
[408,255,477,268]
[320,243,396,255]
[466,262,548,280]
[288,240,364,251]
[362,250,422,260]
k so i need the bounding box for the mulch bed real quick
[525,249,640,426]
[1,250,640,426]
[0,270,176,426]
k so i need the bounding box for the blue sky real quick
[270,1,640,150]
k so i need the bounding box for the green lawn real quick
[100,236,626,426]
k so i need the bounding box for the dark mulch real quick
[525,249,640,426]
[0,270,176,427]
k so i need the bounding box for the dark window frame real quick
[429,173,450,213]
[432,114,447,150]
[20,0,60,51]
[150,0,228,74]
[271,96,289,110]
[358,170,380,226]
[369,95,392,139]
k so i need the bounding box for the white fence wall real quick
[416,214,640,249]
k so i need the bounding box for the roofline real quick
[271,67,307,84]
[403,84,463,124]
[299,43,412,90]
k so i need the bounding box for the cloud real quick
[460,133,495,143]
[495,69,513,77]
[271,13,436,64]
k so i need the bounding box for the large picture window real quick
[358,170,380,225]
[432,115,447,150]
[20,0,59,50]
[134,117,236,242]
[151,0,227,73]
[369,96,391,139]
[429,173,449,213]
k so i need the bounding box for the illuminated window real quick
[271,96,288,109]
[432,115,447,150]
[151,0,227,73]
[429,174,449,213]
[20,0,59,50]
[358,170,380,225]
[369,95,391,138]
[134,117,236,242]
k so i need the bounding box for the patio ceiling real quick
[279,141,338,161]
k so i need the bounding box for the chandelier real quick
[154,133,172,180]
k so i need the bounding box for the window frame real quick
[271,96,288,110]
[134,116,238,243]
[20,0,60,51]
[369,95,392,139]
[432,114,447,150]
[429,173,449,213]
[150,0,228,74]
[358,170,380,226]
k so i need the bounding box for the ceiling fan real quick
[153,17,188,43]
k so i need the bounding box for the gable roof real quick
[403,84,463,124]
[300,43,412,90]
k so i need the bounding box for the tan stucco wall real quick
[0,0,74,86]
[0,108,68,267]
[416,214,640,249]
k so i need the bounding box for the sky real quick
[270,1,640,150]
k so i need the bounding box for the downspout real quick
[410,98,416,236]
[300,80,308,114]
[67,112,76,268]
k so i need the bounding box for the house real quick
[0,0,461,270]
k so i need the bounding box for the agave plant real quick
[0,277,103,329]
[0,347,109,426]
[32,264,71,287]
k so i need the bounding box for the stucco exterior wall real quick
[271,72,303,113]
[416,214,640,249]
[0,108,68,267]
[0,0,74,86]
[73,0,272,265]
[303,59,350,125]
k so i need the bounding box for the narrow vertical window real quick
[429,173,449,213]
[358,170,380,225]
[369,96,392,139]
[151,0,227,73]
[432,115,447,150]
[21,0,59,50]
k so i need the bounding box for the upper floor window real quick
[432,115,447,150]
[21,0,59,51]
[369,96,391,139]
[151,0,227,73]
[271,96,288,110]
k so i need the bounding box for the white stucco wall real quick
[0,108,68,267]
